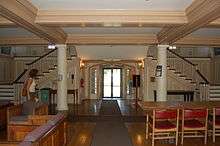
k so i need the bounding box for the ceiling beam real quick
[0,0,67,43]
[0,35,219,46]
[0,36,48,45]
[35,10,220,28]
[157,0,220,44]
[0,16,15,27]
[1,10,220,28]
[66,34,158,45]
[36,10,187,27]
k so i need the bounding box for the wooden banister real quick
[167,48,196,66]
[13,69,28,84]
[26,48,57,66]
[167,48,209,85]
[196,70,209,84]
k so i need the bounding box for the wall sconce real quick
[80,60,85,68]
[138,59,144,69]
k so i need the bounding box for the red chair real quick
[212,107,220,142]
[181,108,208,145]
[148,109,179,146]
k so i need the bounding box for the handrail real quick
[167,48,196,66]
[26,48,57,66]
[167,48,209,85]
[13,69,28,84]
[196,70,209,84]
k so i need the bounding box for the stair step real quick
[49,68,55,70]
[0,88,14,93]
[0,85,13,89]
[152,58,157,61]
[0,92,14,96]
[43,71,50,74]
[185,78,192,81]
[174,72,181,74]
[190,82,196,84]
[210,86,220,89]
[179,75,186,77]
[0,97,14,100]
[36,74,44,77]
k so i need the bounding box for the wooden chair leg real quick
[176,131,178,146]
[205,129,208,144]
[146,115,149,139]
[181,131,184,145]
[152,131,155,146]
[213,127,215,143]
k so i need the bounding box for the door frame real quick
[102,68,122,98]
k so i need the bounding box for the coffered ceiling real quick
[30,0,193,10]
[0,0,219,46]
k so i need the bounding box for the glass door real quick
[103,68,121,98]
[103,69,112,97]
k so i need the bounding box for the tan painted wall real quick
[211,56,220,84]
[0,55,14,83]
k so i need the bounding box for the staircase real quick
[209,84,220,101]
[147,47,210,101]
[0,84,14,101]
[12,48,58,103]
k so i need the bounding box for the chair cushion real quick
[155,120,176,129]
[216,119,220,126]
[22,101,36,115]
[184,119,205,128]
[9,116,28,124]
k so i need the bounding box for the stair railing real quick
[13,48,58,104]
[166,48,209,101]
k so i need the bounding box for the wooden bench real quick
[7,102,48,141]
[0,113,67,146]
[0,101,13,129]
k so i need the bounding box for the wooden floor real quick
[1,99,220,146]
[66,99,220,146]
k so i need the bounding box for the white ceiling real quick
[63,27,161,34]
[30,0,193,10]
[190,28,220,37]
[0,27,36,37]
[76,45,148,60]
[1,27,220,38]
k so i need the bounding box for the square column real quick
[56,44,68,111]
[156,45,169,101]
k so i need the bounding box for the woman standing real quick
[25,69,39,101]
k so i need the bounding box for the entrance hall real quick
[0,0,220,146]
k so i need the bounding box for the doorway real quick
[103,68,121,98]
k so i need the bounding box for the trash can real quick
[40,88,51,104]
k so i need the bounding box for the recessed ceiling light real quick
[48,43,56,49]
[103,22,121,27]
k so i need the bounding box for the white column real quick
[56,44,68,111]
[156,45,169,101]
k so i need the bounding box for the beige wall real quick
[0,55,14,83]
[211,56,220,84]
